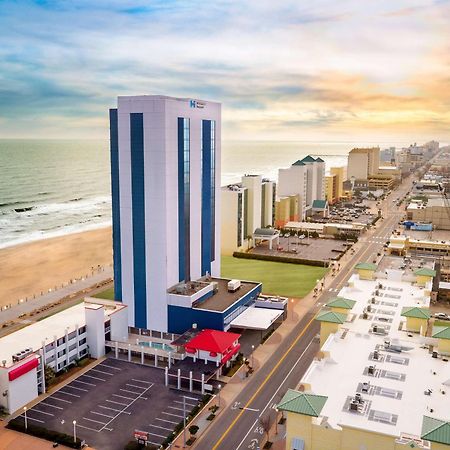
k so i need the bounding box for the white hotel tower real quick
[110,95,221,332]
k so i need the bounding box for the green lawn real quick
[221,256,327,298]
[93,286,115,300]
[93,257,327,301]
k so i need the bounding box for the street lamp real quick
[23,406,27,430]
[73,420,77,443]
[251,345,255,368]
[218,384,222,408]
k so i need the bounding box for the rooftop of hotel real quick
[0,300,125,367]
[168,277,261,312]
[299,265,450,441]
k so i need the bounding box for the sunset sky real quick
[1,0,449,142]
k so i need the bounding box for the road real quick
[195,177,415,450]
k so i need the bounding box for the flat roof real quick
[230,307,283,330]
[193,278,260,312]
[299,270,449,440]
[0,301,123,367]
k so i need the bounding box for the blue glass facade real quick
[201,120,216,276]
[130,113,147,329]
[178,117,190,282]
[109,108,122,302]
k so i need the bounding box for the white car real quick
[434,313,449,320]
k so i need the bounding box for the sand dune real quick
[0,227,112,308]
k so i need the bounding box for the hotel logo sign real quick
[189,100,205,109]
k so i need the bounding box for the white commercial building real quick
[277,155,325,220]
[110,95,221,332]
[0,299,127,414]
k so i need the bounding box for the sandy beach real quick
[0,227,112,309]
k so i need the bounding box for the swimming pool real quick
[138,341,174,352]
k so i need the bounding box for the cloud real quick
[0,0,448,141]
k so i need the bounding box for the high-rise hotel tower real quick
[109,96,221,332]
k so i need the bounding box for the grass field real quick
[221,255,327,298]
[93,257,327,301]
[93,286,115,300]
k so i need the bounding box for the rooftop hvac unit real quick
[12,347,34,363]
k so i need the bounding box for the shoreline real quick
[0,226,113,309]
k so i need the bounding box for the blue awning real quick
[291,437,304,450]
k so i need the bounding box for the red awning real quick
[221,343,240,364]
[185,347,196,354]
[9,357,39,381]
[185,329,241,354]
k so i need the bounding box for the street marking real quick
[183,395,200,401]
[150,424,172,431]
[98,405,131,414]
[126,383,146,390]
[212,313,317,450]
[90,368,114,376]
[100,363,122,371]
[50,396,71,404]
[155,417,178,425]
[106,399,127,406]
[148,431,166,438]
[82,417,107,425]
[41,402,63,410]
[31,409,54,416]
[120,388,141,395]
[91,411,115,418]
[82,374,106,382]
[73,379,96,387]
[168,406,185,412]
[65,385,88,392]
[131,379,153,385]
[59,390,80,398]
[113,393,134,401]
[76,423,101,433]
[21,414,44,423]
[174,400,196,407]
[238,407,259,412]
[162,411,183,418]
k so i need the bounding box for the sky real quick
[0,0,449,143]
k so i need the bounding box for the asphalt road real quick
[195,177,415,450]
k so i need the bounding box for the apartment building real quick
[347,147,380,181]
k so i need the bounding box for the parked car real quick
[434,313,449,320]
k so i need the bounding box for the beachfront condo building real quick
[109,95,221,332]
[347,147,380,181]
[277,155,325,221]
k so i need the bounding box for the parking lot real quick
[250,236,348,263]
[17,358,204,449]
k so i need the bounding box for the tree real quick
[44,365,56,388]
[188,425,199,437]
[259,414,273,445]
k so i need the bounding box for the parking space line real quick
[148,431,166,439]
[98,383,153,432]
[59,390,80,398]
[100,363,121,371]
[183,395,201,401]
[73,379,96,387]
[105,399,127,406]
[149,441,163,446]
[113,393,134,401]
[120,388,141,395]
[155,417,178,425]
[168,406,184,412]
[150,424,172,431]
[41,402,63,410]
[98,405,131,415]
[90,368,114,376]
[174,400,196,407]
[21,414,44,423]
[126,383,146,390]
[131,379,153,385]
[66,385,88,392]
[76,423,101,433]
[82,417,107,425]
[31,409,54,416]
[50,396,72,404]
[82,374,106,382]
[91,411,114,419]
[162,411,183,418]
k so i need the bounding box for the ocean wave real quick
[0,200,26,208]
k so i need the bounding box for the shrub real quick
[206,414,216,421]
[7,417,82,448]
[232,251,325,267]
[188,425,199,436]
[124,441,145,450]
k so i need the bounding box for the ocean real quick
[0,138,406,249]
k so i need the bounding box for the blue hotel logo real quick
[189,100,205,109]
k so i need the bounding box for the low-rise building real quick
[0,299,128,414]
[406,198,450,231]
[387,235,450,256]
[278,260,450,450]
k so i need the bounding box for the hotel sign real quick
[189,99,205,109]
